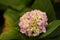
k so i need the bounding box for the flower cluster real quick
[19,9,48,37]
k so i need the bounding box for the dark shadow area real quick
[26,0,35,7]
[51,1,60,19]
[0,9,5,34]
[54,3,60,19]
[0,4,7,34]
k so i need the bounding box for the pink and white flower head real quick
[19,9,48,37]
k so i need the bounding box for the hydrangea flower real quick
[19,9,48,37]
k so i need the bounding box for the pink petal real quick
[20,29,26,33]
[42,27,46,33]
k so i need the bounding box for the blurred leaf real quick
[31,0,56,22]
[45,26,60,39]
[0,8,31,40]
[0,13,27,40]
[0,0,56,22]
[39,20,60,38]
[0,0,32,11]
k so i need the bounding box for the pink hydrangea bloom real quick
[19,9,48,37]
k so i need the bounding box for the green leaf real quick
[45,25,60,39]
[0,14,27,40]
[0,0,31,11]
[31,0,56,22]
[39,20,60,38]
[0,8,31,40]
[0,0,56,22]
